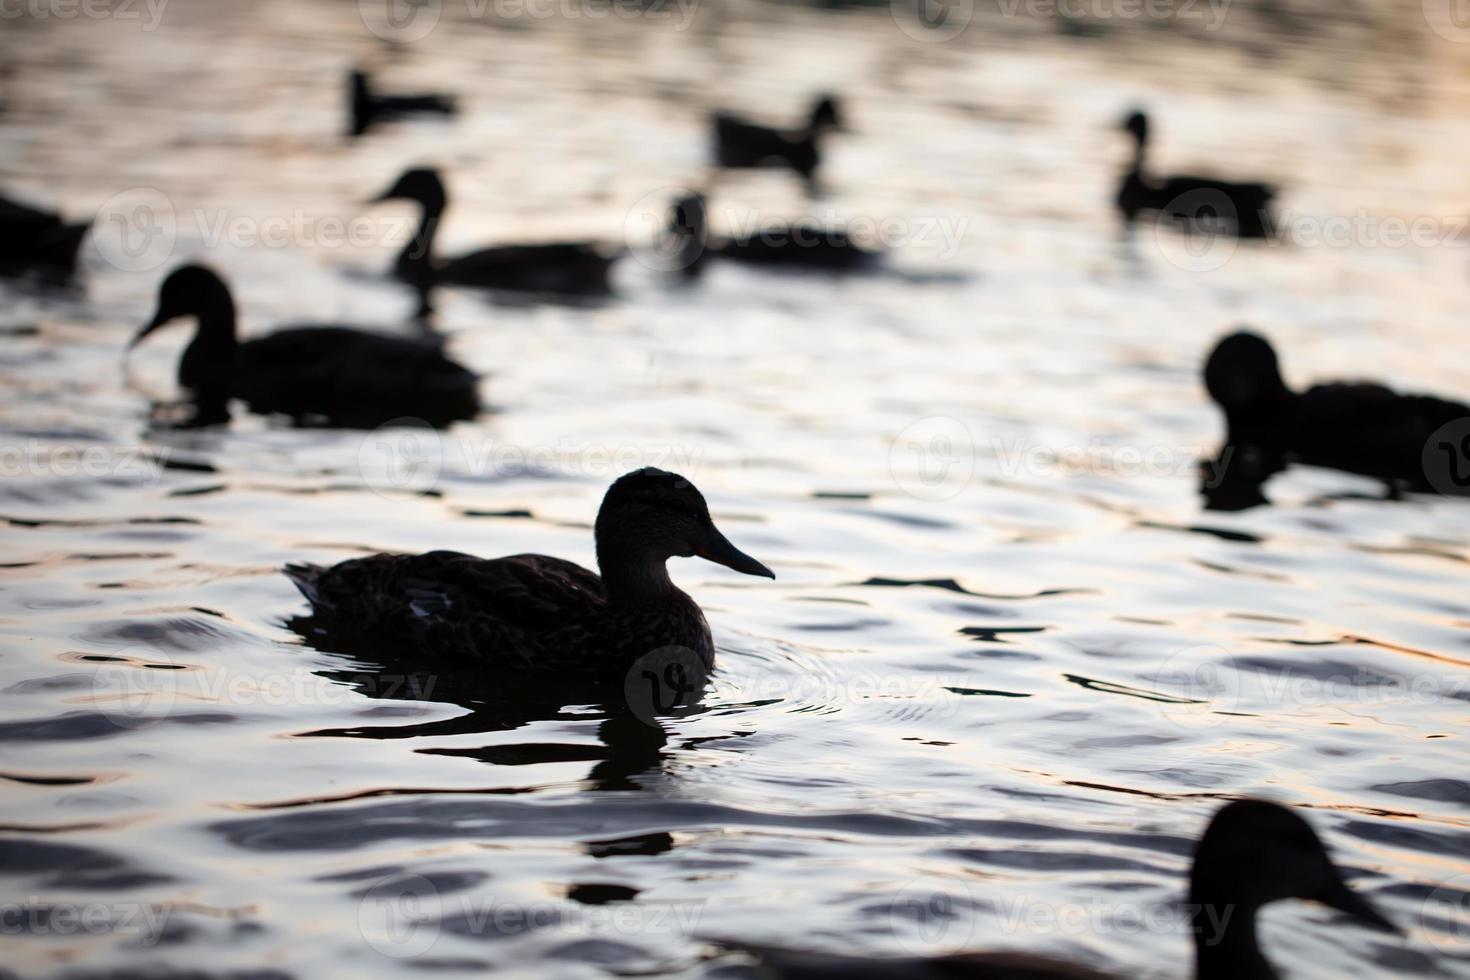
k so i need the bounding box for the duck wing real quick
[0,194,88,271]
[716,943,1112,980]
[438,242,615,295]
[237,326,478,426]
[286,551,607,664]
[1293,383,1469,487]
[717,222,875,270]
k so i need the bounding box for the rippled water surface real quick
[2,1,1469,977]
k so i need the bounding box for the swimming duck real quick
[369,168,618,300]
[1116,111,1276,239]
[719,799,1396,980]
[348,70,457,138]
[0,192,91,280]
[1205,330,1469,497]
[664,192,877,276]
[712,95,843,192]
[129,264,479,428]
[285,468,774,679]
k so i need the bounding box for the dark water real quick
[2,1,1469,977]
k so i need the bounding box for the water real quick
[2,1,1469,977]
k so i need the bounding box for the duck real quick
[663,192,878,277]
[368,167,619,301]
[716,799,1397,980]
[348,70,457,138]
[712,95,843,192]
[0,191,91,280]
[128,264,479,428]
[1205,330,1470,498]
[285,467,774,680]
[1116,110,1276,239]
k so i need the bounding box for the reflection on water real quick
[2,0,1470,977]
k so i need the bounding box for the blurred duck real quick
[369,167,618,300]
[712,95,843,192]
[1116,110,1276,239]
[348,70,456,138]
[719,799,1397,980]
[1205,330,1470,500]
[0,191,91,280]
[285,467,774,678]
[664,192,877,277]
[128,264,478,428]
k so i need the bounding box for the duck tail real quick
[283,562,328,609]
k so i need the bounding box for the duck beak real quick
[129,309,171,350]
[1320,876,1399,935]
[697,526,774,579]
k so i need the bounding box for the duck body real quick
[286,468,774,681]
[349,70,457,137]
[1116,111,1276,239]
[666,193,877,276]
[1205,331,1469,496]
[373,168,617,300]
[131,264,478,428]
[711,96,842,190]
[0,193,90,279]
[722,800,1395,980]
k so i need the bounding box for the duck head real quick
[371,167,447,214]
[595,468,773,600]
[1122,109,1149,145]
[1204,330,1294,416]
[810,95,844,134]
[130,263,236,350]
[664,193,709,276]
[1190,801,1397,977]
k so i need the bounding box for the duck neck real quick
[1191,894,1275,980]
[597,542,678,606]
[397,195,445,287]
[178,283,239,407]
[1129,127,1148,177]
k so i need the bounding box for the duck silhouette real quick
[0,191,91,280]
[348,70,457,138]
[369,168,618,301]
[1116,111,1276,239]
[717,799,1396,980]
[664,192,877,277]
[712,95,843,193]
[128,264,478,428]
[285,468,774,683]
[1204,330,1470,500]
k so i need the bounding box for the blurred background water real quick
[1,0,1469,976]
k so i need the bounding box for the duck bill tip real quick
[1323,881,1398,935]
[698,529,774,580]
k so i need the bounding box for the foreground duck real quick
[1116,110,1276,239]
[286,468,774,678]
[665,192,877,276]
[369,168,618,300]
[129,264,478,427]
[0,191,91,280]
[1205,330,1469,499]
[719,799,1396,979]
[348,70,456,138]
[712,95,843,192]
